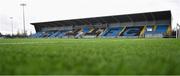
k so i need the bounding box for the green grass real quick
[0,38,180,75]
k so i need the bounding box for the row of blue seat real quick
[156,25,168,32]
[31,31,68,38]
[31,25,169,38]
[103,27,123,36]
[121,27,144,36]
[145,25,168,34]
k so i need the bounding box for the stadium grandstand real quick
[31,10,172,38]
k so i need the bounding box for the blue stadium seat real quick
[144,25,168,38]
[46,32,54,37]
[103,27,122,37]
[56,33,65,38]
[55,30,69,38]
[49,31,60,37]
[83,27,90,33]
[122,27,142,36]
[31,32,44,38]
[145,25,168,34]
[156,25,168,33]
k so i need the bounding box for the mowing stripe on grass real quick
[0,42,58,45]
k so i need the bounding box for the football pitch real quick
[0,38,180,75]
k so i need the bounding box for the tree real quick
[0,32,2,36]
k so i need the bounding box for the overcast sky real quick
[0,0,180,34]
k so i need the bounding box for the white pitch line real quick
[0,42,57,45]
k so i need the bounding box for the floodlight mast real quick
[20,3,26,36]
[10,17,13,36]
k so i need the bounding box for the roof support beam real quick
[49,22,59,27]
[53,22,64,26]
[95,18,104,24]
[82,19,92,25]
[127,15,134,26]
[66,20,77,25]
[99,17,108,24]
[93,18,102,24]
[151,13,156,25]
[62,21,74,26]
[76,19,87,25]
[111,16,121,23]
[142,14,148,25]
